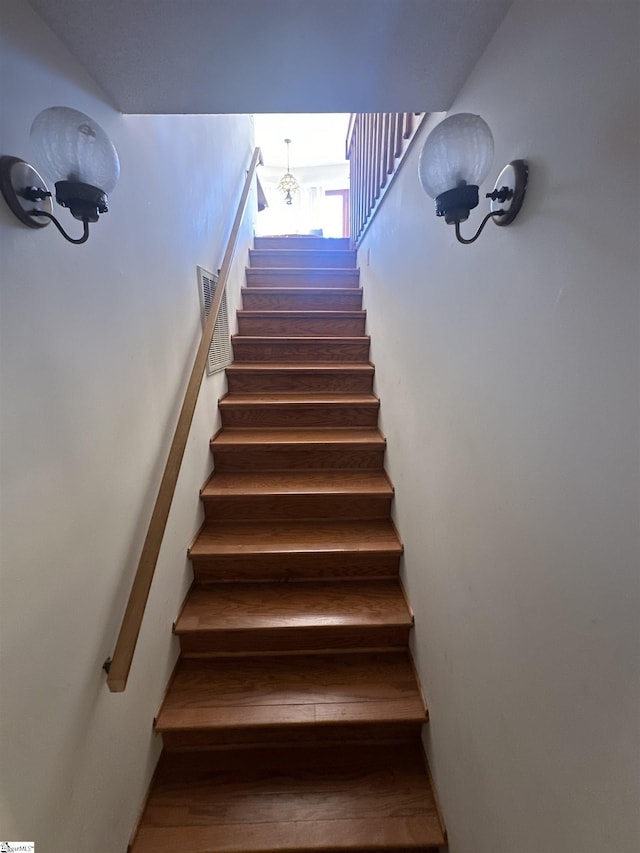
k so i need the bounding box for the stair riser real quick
[242,290,363,310]
[202,493,393,521]
[232,340,370,362]
[220,404,380,428]
[237,316,366,337]
[254,236,350,251]
[191,551,401,582]
[247,270,360,288]
[178,624,411,656]
[211,445,386,471]
[161,721,422,751]
[250,250,357,269]
[226,372,374,394]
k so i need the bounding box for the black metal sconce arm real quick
[21,184,90,242]
[1,156,99,245]
[29,208,91,244]
[454,209,506,245]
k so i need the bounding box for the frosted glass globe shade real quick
[30,107,120,193]
[418,113,494,199]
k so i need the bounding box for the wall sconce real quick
[0,107,120,245]
[418,113,527,245]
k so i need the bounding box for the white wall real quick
[359,3,640,852]
[0,1,254,850]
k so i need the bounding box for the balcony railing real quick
[346,113,426,245]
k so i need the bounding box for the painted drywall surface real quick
[359,3,640,852]
[0,1,254,849]
[27,0,514,114]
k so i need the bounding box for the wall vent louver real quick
[197,266,232,376]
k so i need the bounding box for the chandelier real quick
[277,138,299,205]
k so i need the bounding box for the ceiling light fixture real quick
[0,106,120,245]
[418,113,527,245]
[277,138,299,205]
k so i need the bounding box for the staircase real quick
[129,236,446,852]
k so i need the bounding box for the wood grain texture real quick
[246,268,360,288]
[128,234,445,851]
[130,744,445,852]
[225,362,374,394]
[218,393,380,428]
[155,652,426,748]
[190,518,401,556]
[175,580,412,654]
[241,287,363,311]
[231,336,370,363]
[200,470,393,521]
[188,518,402,581]
[237,310,366,337]
[210,427,386,472]
[249,249,357,269]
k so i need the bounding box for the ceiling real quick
[27,0,513,115]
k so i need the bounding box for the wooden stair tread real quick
[219,392,379,405]
[237,310,366,318]
[226,362,374,373]
[175,580,412,633]
[232,335,369,343]
[241,287,364,311]
[131,743,445,852]
[248,265,358,273]
[201,470,393,498]
[241,286,363,295]
[245,268,360,289]
[249,249,357,268]
[209,428,388,473]
[190,519,401,557]
[212,427,385,446]
[155,652,425,732]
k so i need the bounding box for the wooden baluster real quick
[378,114,384,194]
[374,113,383,199]
[403,112,414,140]
[365,114,374,225]
[352,116,359,241]
[395,112,404,158]
[386,113,395,176]
[371,113,379,201]
[357,115,364,240]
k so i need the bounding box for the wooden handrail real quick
[105,147,262,692]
